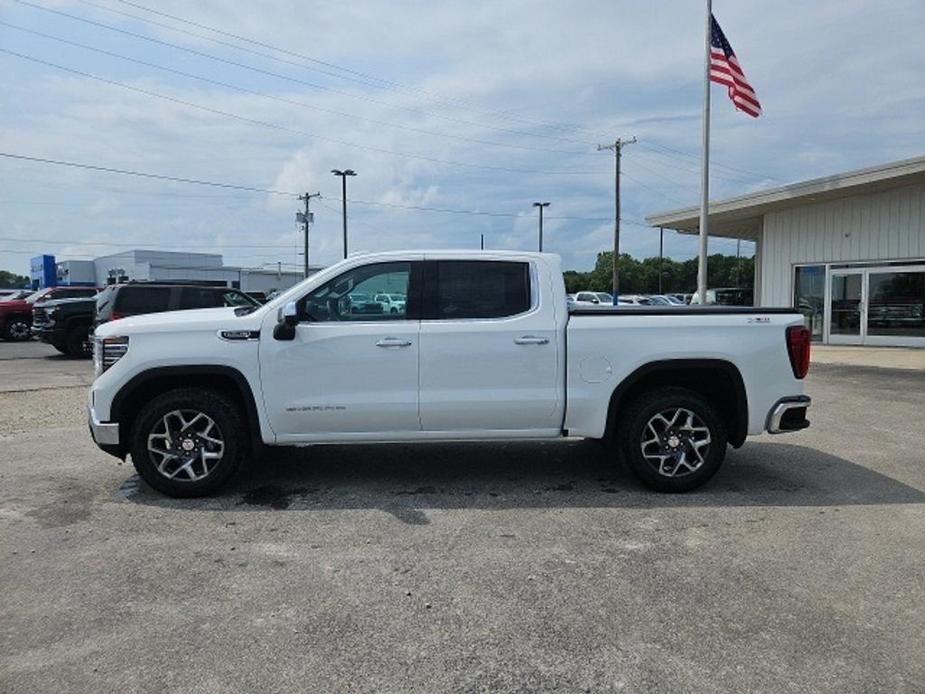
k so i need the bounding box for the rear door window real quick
[432,261,531,319]
[179,287,224,309]
[114,287,172,314]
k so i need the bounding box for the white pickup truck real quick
[88,251,812,497]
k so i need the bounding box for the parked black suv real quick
[33,296,98,357]
[94,282,259,329]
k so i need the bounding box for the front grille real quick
[32,307,49,328]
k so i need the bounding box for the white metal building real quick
[647,156,925,347]
[52,250,313,294]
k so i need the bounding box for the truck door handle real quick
[376,337,413,348]
[514,335,549,345]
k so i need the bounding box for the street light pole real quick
[532,202,550,252]
[331,169,357,259]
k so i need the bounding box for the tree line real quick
[564,252,754,295]
[0,270,30,289]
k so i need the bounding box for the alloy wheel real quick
[640,407,712,478]
[146,409,225,482]
[8,320,30,340]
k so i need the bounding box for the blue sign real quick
[30,255,56,289]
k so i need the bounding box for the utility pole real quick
[658,226,664,294]
[331,169,357,259]
[532,202,550,252]
[480,233,485,250]
[297,192,320,278]
[597,137,636,304]
[735,237,741,287]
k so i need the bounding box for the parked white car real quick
[89,251,811,498]
[617,294,653,306]
[374,293,406,314]
[572,291,613,306]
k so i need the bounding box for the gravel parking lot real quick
[1,342,924,693]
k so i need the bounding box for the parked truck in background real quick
[0,286,98,341]
[88,251,812,498]
[33,296,97,357]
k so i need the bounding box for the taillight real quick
[110,312,123,321]
[786,325,811,379]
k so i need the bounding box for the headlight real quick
[93,336,129,377]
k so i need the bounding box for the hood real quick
[95,306,265,337]
[41,297,96,308]
[0,299,29,311]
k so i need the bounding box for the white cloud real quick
[0,0,922,277]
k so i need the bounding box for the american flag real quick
[709,14,761,117]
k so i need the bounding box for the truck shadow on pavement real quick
[119,440,925,524]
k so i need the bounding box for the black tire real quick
[3,316,31,341]
[64,323,92,358]
[129,388,246,498]
[618,387,727,493]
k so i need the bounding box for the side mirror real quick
[280,301,298,325]
[591,298,599,304]
[273,301,299,341]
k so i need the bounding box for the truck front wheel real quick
[65,323,92,357]
[618,387,727,493]
[129,389,246,497]
[3,317,31,341]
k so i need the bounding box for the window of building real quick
[867,270,925,338]
[435,261,530,319]
[793,265,825,341]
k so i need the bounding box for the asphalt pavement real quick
[1,343,924,693]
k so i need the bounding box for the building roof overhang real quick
[645,155,925,240]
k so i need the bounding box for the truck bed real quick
[570,306,801,316]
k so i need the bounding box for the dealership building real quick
[647,155,925,347]
[31,249,314,295]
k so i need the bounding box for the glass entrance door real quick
[829,271,864,344]
[825,265,925,346]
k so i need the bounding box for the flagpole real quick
[697,0,712,303]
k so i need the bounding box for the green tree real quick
[0,270,30,288]
[565,252,754,296]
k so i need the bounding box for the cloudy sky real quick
[1,0,923,277]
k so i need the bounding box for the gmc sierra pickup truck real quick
[88,251,811,497]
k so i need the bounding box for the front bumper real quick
[766,395,811,434]
[88,406,123,458]
[35,326,62,344]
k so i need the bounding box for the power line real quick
[0,236,299,250]
[638,140,783,183]
[14,0,599,148]
[102,0,610,139]
[0,151,297,196]
[0,48,603,176]
[0,22,597,159]
[0,150,649,225]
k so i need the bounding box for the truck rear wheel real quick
[618,387,727,493]
[129,388,246,498]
